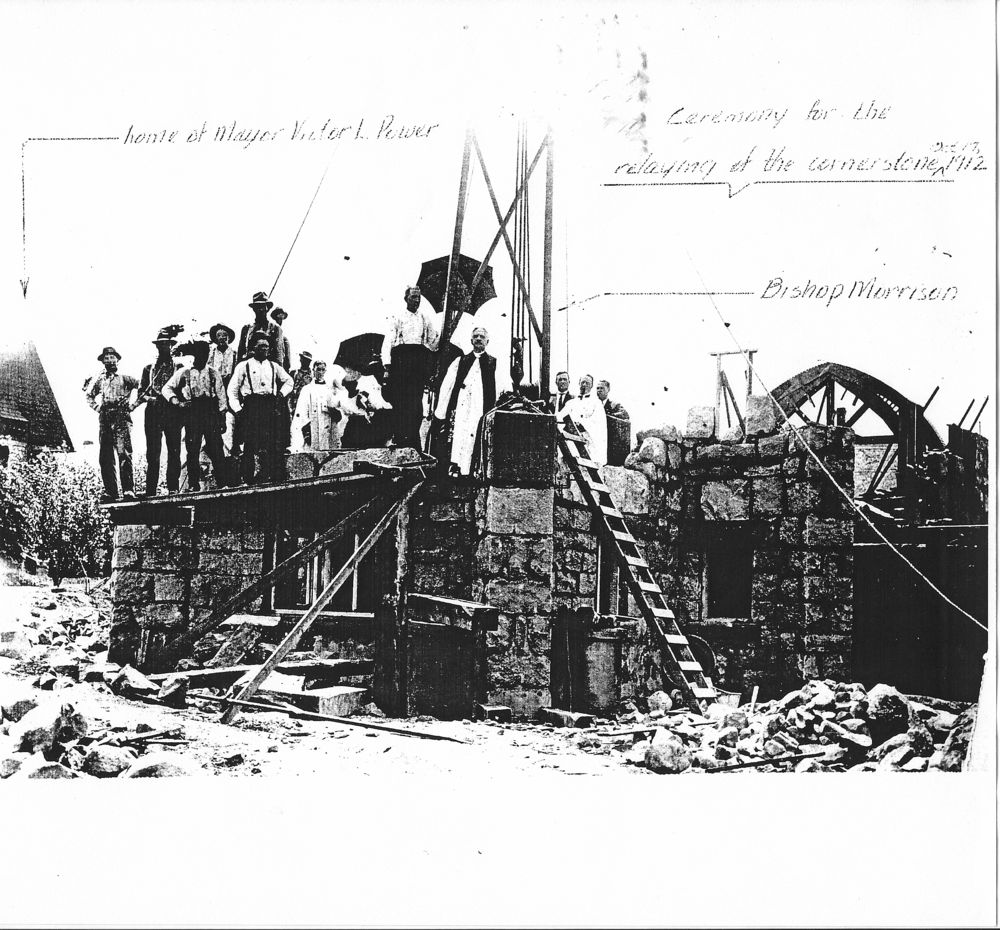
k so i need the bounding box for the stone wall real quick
[550,404,856,701]
[108,525,265,671]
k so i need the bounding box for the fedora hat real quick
[270,306,288,322]
[249,291,273,311]
[97,346,121,362]
[209,322,236,344]
[299,350,314,363]
[152,327,178,345]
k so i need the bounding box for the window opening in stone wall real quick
[704,526,753,619]
[273,530,377,617]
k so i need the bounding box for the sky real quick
[1,0,994,458]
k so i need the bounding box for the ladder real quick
[557,426,717,713]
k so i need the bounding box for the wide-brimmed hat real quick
[209,323,236,344]
[299,350,314,364]
[270,306,288,322]
[249,291,273,311]
[152,327,178,345]
[97,346,121,362]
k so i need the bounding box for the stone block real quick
[485,410,557,488]
[153,573,187,603]
[803,575,852,602]
[144,546,195,571]
[803,516,853,548]
[636,437,667,466]
[719,425,744,443]
[684,406,716,440]
[115,525,152,546]
[140,604,186,630]
[701,480,749,520]
[787,480,821,514]
[637,424,681,445]
[603,466,652,515]
[757,434,789,459]
[149,526,196,547]
[198,529,266,553]
[198,551,255,576]
[484,579,552,614]
[804,603,852,633]
[286,452,320,480]
[111,546,141,571]
[745,395,778,437]
[112,570,153,605]
[778,517,802,545]
[485,487,554,536]
[752,477,784,516]
[666,442,682,471]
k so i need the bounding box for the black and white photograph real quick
[0,1,995,926]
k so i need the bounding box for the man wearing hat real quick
[135,328,184,497]
[86,347,141,503]
[237,291,287,368]
[290,350,314,414]
[163,341,230,491]
[269,306,292,372]
[228,330,294,485]
[207,323,237,454]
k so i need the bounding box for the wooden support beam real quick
[148,658,373,688]
[540,131,554,396]
[845,401,870,428]
[472,135,543,344]
[167,490,392,662]
[220,481,424,723]
[469,135,548,297]
[719,370,745,433]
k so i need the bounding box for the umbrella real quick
[335,333,385,373]
[417,254,497,315]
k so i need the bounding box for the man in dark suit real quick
[136,328,184,496]
[549,370,572,414]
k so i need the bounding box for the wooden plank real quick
[221,481,423,723]
[148,658,373,688]
[107,504,193,527]
[167,490,392,661]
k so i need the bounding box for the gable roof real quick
[0,339,74,451]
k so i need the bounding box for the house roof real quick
[0,339,74,451]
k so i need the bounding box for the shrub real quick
[0,452,112,583]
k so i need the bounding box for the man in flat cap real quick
[86,346,140,502]
[228,330,294,484]
[135,328,183,497]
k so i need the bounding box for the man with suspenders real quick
[227,331,294,485]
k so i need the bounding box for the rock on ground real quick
[121,752,203,778]
[8,701,89,754]
[82,744,139,778]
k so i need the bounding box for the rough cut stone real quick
[684,406,716,440]
[636,437,667,467]
[110,665,160,698]
[637,424,681,445]
[153,574,187,603]
[537,707,594,728]
[718,425,744,444]
[0,682,41,723]
[644,734,692,773]
[0,752,26,778]
[647,691,673,714]
[932,706,977,772]
[485,488,554,536]
[8,701,89,754]
[745,395,778,437]
[752,477,783,516]
[82,744,138,778]
[286,452,321,480]
[803,516,852,548]
[701,480,749,520]
[865,684,911,744]
[122,751,201,778]
[157,675,188,708]
[666,443,682,471]
[602,467,652,515]
[12,758,79,779]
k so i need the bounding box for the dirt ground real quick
[0,582,648,780]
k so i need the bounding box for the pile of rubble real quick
[0,680,200,778]
[560,679,976,774]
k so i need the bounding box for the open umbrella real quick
[417,254,497,315]
[335,333,385,373]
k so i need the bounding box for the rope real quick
[681,249,988,635]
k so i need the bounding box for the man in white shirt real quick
[227,331,294,484]
[382,285,440,448]
[163,341,229,491]
[292,360,351,452]
[562,373,608,466]
[207,323,237,455]
[433,327,498,475]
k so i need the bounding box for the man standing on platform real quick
[86,347,140,503]
[563,373,608,466]
[433,326,498,476]
[289,350,314,414]
[237,292,284,364]
[270,306,293,372]
[596,379,630,421]
[137,328,183,497]
[382,285,439,448]
[292,360,351,452]
[549,370,573,414]
[228,331,294,485]
[207,323,237,455]
[162,341,229,491]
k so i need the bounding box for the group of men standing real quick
[549,370,630,465]
[86,286,508,502]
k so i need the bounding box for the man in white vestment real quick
[432,327,498,475]
[292,360,351,452]
[562,373,608,466]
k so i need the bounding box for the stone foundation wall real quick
[108,525,265,671]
